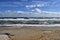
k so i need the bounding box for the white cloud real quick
[31,8,60,15]
[26,5,36,8]
[32,8,42,13]
[26,1,48,8]
[43,11,60,14]
[37,4,44,7]
[26,4,45,8]
[16,11,24,13]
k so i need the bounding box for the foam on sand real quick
[0,35,9,40]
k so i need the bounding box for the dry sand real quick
[0,27,60,40]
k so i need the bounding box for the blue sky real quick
[0,0,60,12]
[0,0,60,17]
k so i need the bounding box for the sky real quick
[0,0,60,17]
